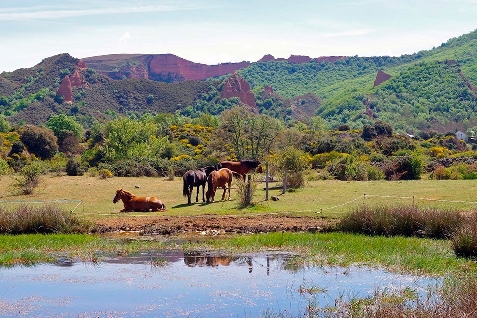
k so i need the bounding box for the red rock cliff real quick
[221,73,257,109]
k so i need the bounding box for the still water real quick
[0,251,440,317]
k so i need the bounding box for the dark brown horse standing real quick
[113,188,166,212]
[218,160,261,180]
[206,168,236,203]
[183,166,216,205]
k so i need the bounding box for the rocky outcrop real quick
[373,70,392,87]
[220,73,256,109]
[56,66,87,103]
[56,76,73,103]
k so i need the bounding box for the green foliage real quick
[213,106,283,159]
[46,114,83,139]
[65,158,84,176]
[0,157,12,177]
[12,161,45,194]
[20,125,58,159]
[0,115,11,132]
[102,117,169,161]
[430,163,477,180]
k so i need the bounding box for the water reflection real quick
[0,251,441,318]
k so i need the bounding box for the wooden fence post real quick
[282,169,287,194]
[246,174,252,205]
[265,163,269,201]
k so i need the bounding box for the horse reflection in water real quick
[184,252,264,274]
[184,253,233,267]
[113,188,166,212]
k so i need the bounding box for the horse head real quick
[202,165,217,177]
[113,188,123,203]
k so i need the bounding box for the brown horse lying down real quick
[113,188,166,212]
[218,160,261,180]
[206,168,235,203]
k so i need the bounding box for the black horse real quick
[182,166,216,205]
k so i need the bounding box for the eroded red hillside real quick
[82,53,347,83]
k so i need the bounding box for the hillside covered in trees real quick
[1,29,477,187]
[1,29,477,136]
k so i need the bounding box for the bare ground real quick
[92,214,335,236]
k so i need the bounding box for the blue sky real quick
[1,0,476,72]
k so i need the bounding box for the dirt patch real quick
[92,214,335,236]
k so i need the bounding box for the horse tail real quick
[232,171,242,180]
[183,176,188,197]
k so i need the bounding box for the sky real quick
[1,0,477,72]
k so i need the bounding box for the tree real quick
[46,114,83,139]
[20,125,58,159]
[0,115,11,133]
[214,106,282,159]
[103,117,169,161]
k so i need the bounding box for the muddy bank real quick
[92,214,336,235]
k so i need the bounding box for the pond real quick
[0,251,441,317]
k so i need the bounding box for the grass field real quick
[1,173,477,221]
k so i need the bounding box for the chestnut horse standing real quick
[206,168,236,203]
[113,188,166,212]
[182,166,216,205]
[218,160,261,180]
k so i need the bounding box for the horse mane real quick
[240,160,260,168]
[120,189,134,200]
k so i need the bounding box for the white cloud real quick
[0,4,201,21]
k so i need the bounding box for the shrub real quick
[236,177,257,207]
[366,165,385,180]
[12,161,45,194]
[0,204,90,234]
[98,168,113,179]
[0,157,12,178]
[65,158,84,176]
[339,205,463,239]
[20,125,58,160]
[452,211,477,258]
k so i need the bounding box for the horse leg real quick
[195,185,200,202]
[187,186,192,205]
[221,186,227,201]
[227,182,231,200]
[201,184,205,202]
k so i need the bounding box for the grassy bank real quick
[2,231,476,277]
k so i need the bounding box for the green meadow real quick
[1,174,477,276]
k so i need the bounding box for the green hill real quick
[1,29,477,134]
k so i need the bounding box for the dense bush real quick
[65,158,84,176]
[0,204,90,234]
[339,205,463,239]
[20,125,58,159]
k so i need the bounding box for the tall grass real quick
[338,205,477,259]
[0,204,90,234]
[338,205,463,239]
[324,273,477,318]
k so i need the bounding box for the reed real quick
[0,204,90,234]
